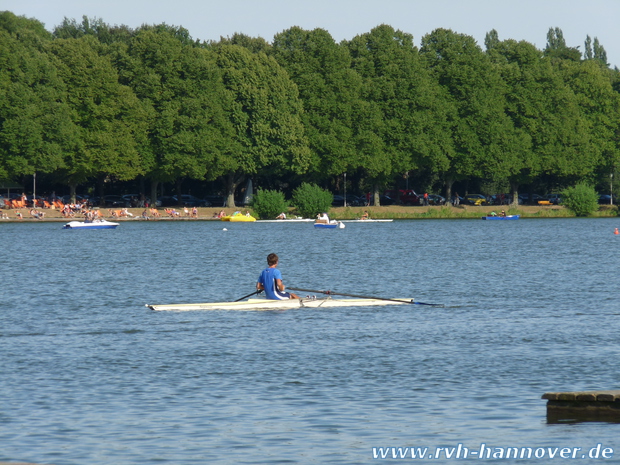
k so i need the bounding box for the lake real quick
[1,218,620,464]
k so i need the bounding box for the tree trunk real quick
[96,177,105,206]
[150,179,158,209]
[225,172,245,208]
[444,178,454,206]
[373,184,380,207]
[175,179,184,207]
[509,181,519,206]
[69,184,77,204]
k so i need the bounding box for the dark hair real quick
[267,253,279,266]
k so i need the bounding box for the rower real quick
[361,211,369,220]
[256,253,299,300]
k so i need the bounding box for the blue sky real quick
[3,0,619,68]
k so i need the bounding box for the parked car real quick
[61,194,89,204]
[598,194,614,205]
[204,195,226,207]
[384,189,419,205]
[90,195,130,207]
[544,194,562,205]
[463,194,488,206]
[489,194,510,205]
[360,194,395,206]
[173,195,211,207]
[518,193,544,205]
[121,194,161,207]
[427,194,446,205]
[332,194,360,207]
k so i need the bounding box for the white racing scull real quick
[146,296,412,311]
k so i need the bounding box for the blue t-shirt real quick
[257,267,291,300]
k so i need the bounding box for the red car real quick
[384,189,420,205]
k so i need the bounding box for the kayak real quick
[63,220,119,229]
[481,215,520,220]
[146,296,412,311]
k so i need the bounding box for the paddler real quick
[256,253,300,300]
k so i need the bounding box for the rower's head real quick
[267,253,279,266]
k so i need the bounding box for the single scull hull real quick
[147,297,410,311]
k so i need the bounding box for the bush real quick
[250,189,288,220]
[560,183,599,217]
[291,183,333,218]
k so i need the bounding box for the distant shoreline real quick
[1,204,617,223]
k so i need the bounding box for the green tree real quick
[544,27,581,62]
[46,35,149,200]
[420,28,511,202]
[251,188,288,219]
[345,25,452,204]
[561,183,599,216]
[557,59,620,188]
[121,28,233,204]
[291,182,332,218]
[271,27,362,184]
[209,43,311,207]
[0,14,73,184]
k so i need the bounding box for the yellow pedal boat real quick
[221,213,256,222]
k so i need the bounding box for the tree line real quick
[1,11,619,206]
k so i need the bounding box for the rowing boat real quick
[340,219,393,223]
[257,218,314,223]
[146,296,411,311]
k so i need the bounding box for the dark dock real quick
[543,390,620,422]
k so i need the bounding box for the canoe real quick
[221,215,256,222]
[314,221,345,229]
[63,220,119,229]
[146,296,411,311]
[481,215,520,220]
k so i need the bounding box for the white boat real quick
[340,219,393,223]
[314,220,345,229]
[257,218,314,223]
[146,296,412,311]
[63,219,119,229]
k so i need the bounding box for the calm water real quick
[1,218,620,464]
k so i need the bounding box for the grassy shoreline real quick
[1,204,618,222]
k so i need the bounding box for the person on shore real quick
[256,253,299,300]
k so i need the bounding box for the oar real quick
[288,287,444,307]
[234,290,262,302]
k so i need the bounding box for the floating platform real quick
[542,390,620,422]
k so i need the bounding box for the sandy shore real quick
[0,204,582,223]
